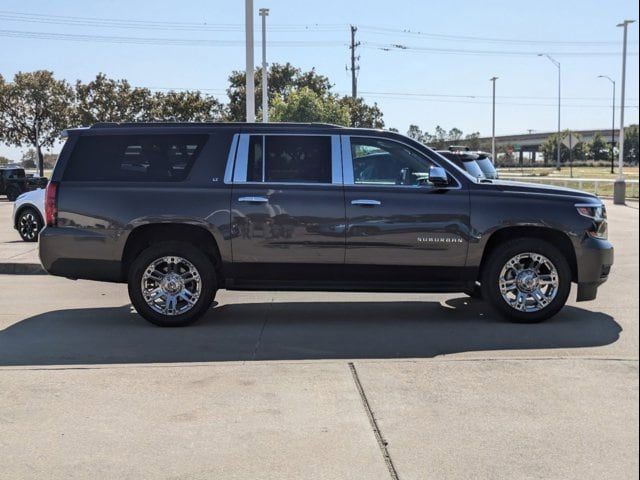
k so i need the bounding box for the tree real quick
[540,131,584,166]
[464,132,481,150]
[338,96,384,128]
[21,149,37,169]
[540,132,568,166]
[226,63,332,122]
[586,133,609,161]
[148,90,225,122]
[0,155,11,166]
[20,148,58,169]
[624,124,639,165]
[269,87,349,125]
[407,124,426,143]
[0,71,74,176]
[448,127,463,141]
[74,73,152,125]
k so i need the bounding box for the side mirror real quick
[428,166,449,187]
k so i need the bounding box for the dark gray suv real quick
[39,123,613,327]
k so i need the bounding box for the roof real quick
[62,122,394,139]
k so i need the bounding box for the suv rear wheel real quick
[481,238,571,323]
[128,242,217,327]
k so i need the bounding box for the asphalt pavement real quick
[0,199,637,479]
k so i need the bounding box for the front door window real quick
[351,137,436,186]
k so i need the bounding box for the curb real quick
[0,262,47,275]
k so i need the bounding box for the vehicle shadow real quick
[0,297,621,366]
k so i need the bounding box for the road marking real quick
[349,362,400,480]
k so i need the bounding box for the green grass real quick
[497,166,640,198]
[498,166,639,179]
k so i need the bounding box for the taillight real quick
[45,181,59,227]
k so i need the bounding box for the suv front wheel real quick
[128,242,217,327]
[481,238,571,323]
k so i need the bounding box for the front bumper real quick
[576,237,614,302]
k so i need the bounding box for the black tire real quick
[481,238,571,323]
[127,241,217,327]
[17,207,43,242]
[6,185,21,201]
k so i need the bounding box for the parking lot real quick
[0,199,638,479]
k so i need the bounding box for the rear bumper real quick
[39,226,124,282]
[576,237,614,302]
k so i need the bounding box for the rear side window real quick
[64,134,208,182]
[246,135,332,184]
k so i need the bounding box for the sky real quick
[1,0,639,160]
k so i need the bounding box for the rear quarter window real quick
[63,134,209,182]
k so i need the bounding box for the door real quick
[342,135,472,284]
[229,133,346,284]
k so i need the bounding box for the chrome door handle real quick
[238,196,269,203]
[351,199,381,206]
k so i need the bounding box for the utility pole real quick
[245,0,255,122]
[490,76,498,163]
[598,75,616,174]
[538,54,561,170]
[349,25,360,98]
[614,19,635,205]
[259,8,269,123]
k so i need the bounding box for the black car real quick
[436,151,486,179]
[0,167,48,201]
[39,123,613,327]
[445,147,499,179]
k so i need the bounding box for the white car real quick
[12,188,45,242]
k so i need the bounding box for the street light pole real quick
[614,19,635,205]
[490,77,498,163]
[597,75,616,174]
[259,8,269,123]
[539,54,561,170]
[244,0,255,123]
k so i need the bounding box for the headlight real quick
[576,203,607,239]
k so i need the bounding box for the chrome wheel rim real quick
[499,252,559,313]
[141,256,202,316]
[19,212,39,240]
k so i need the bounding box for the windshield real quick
[475,158,497,178]
[461,160,485,179]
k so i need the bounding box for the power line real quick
[358,25,638,46]
[0,29,345,47]
[2,10,636,47]
[356,94,638,108]
[357,90,639,101]
[0,10,345,32]
[136,85,639,104]
[2,28,632,58]
[363,42,638,57]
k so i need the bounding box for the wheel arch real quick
[121,223,224,285]
[14,204,44,229]
[479,226,578,283]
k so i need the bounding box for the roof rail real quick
[89,121,343,129]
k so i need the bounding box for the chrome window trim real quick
[341,135,463,190]
[223,134,239,184]
[341,135,355,185]
[233,134,250,183]
[231,133,343,186]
